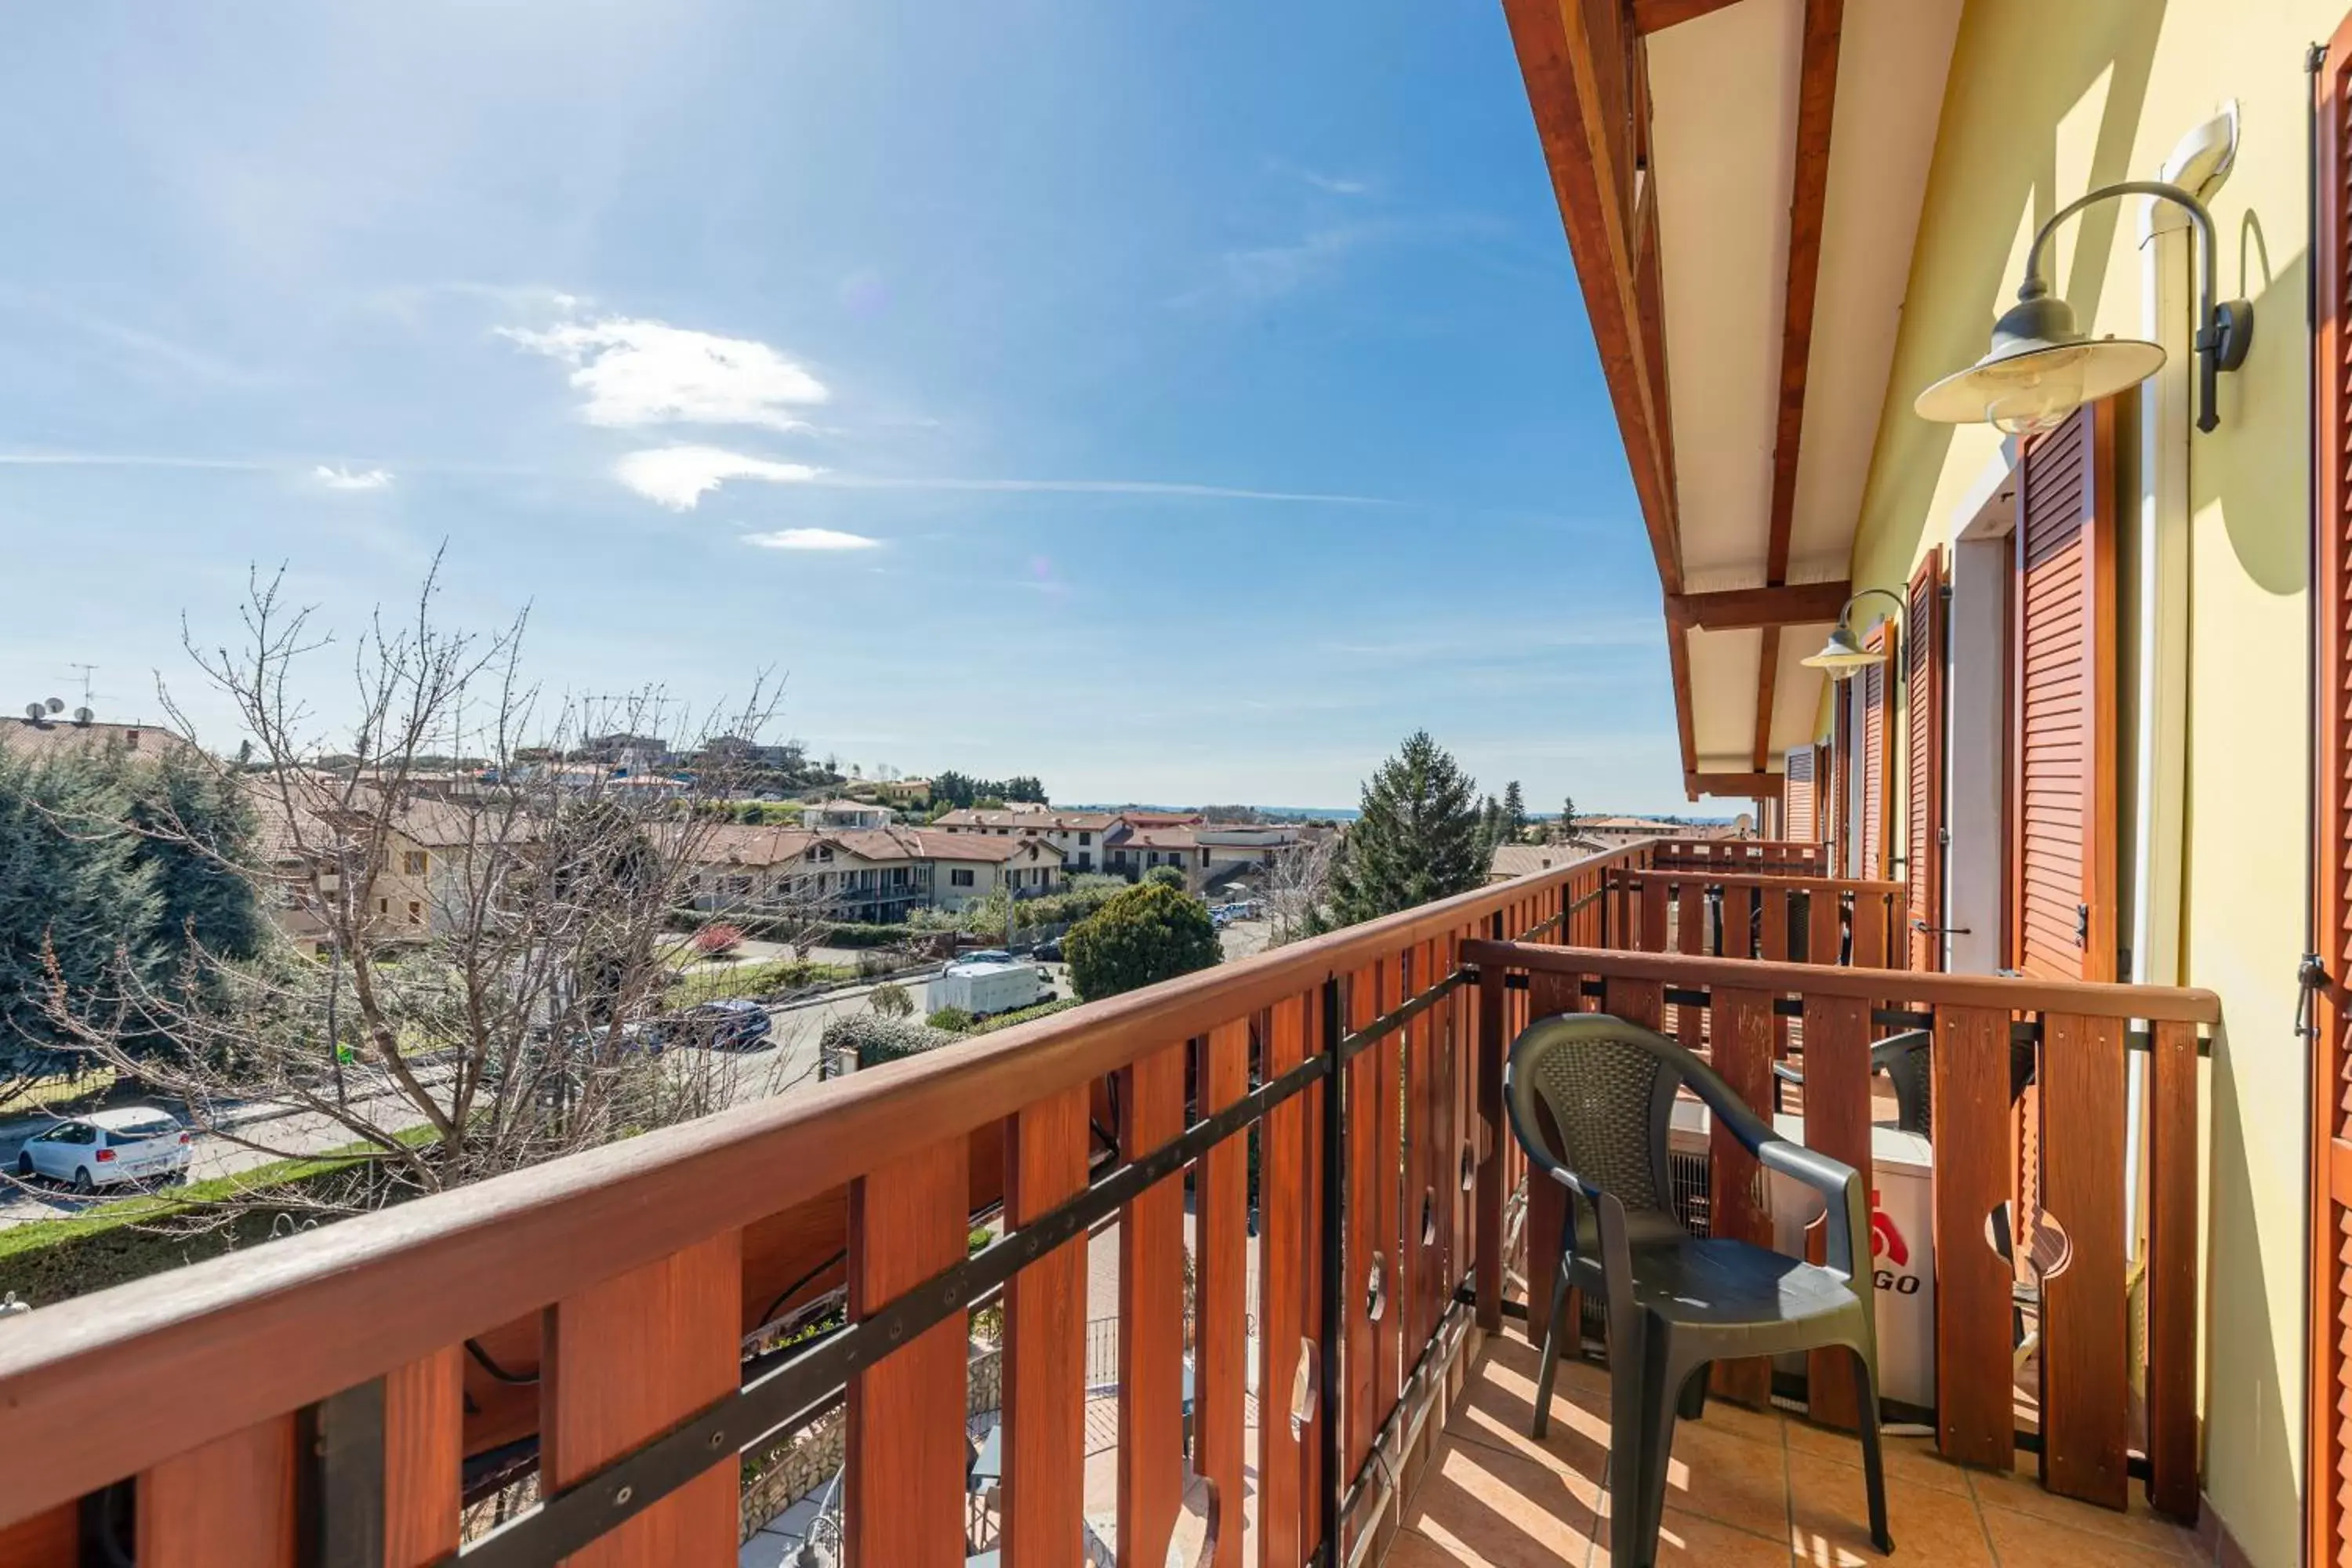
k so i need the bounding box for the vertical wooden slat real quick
[1258,996,1312,1568]
[1905,548,1948,971]
[1301,993,1328,1560]
[1005,1085,1090,1567]
[1119,1044,1189,1568]
[1197,1021,1250,1568]
[1343,966,1381,1478]
[1603,973,1663,1033]
[1402,941,1436,1359]
[1526,968,1584,1363]
[1930,1004,2014,1471]
[2145,1018,2200,1519]
[1639,876,1668,956]
[1673,880,1704,1056]
[1374,958,1405,1432]
[546,1231,743,1568]
[384,1348,464,1567]
[1474,964,1507,1334]
[1849,891,1887,972]
[1722,883,1756,962]
[1809,884,1844,968]
[138,1417,298,1568]
[1800,993,1870,1429]
[1760,887,1790,963]
[1708,986,1774,1405]
[2038,1013,2129,1508]
[0,1507,77,1568]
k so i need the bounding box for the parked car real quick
[664,999,773,1051]
[14,1108,193,1193]
[1033,938,1065,962]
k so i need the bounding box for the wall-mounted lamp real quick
[1799,587,1905,682]
[1914,180,2250,435]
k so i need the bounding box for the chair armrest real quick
[1758,1140,1867,1280]
[1770,1060,1804,1086]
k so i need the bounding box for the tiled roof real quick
[0,717,194,761]
[1110,826,1198,851]
[935,808,1116,832]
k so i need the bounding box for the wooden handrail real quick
[1461,940,2223,1023]
[0,840,1653,1526]
[1614,867,1905,897]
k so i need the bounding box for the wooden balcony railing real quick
[0,840,1664,1568]
[1606,865,1911,971]
[1460,938,2216,1522]
[1646,837,1832,877]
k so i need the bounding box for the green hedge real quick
[668,909,939,950]
[0,1144,418,1307]
[965,998,1081,1036]
[817,1014,957,1069]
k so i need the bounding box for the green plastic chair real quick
[1504,1013,1892,1567]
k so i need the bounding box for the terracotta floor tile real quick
[1968,1462,2201,1560]
[1399,1434,1600,1568]
[1660,1417,1791,1541]
[1584,1505,1794,1568]
[1686,1394,1788,1451]
[1786,1450,1991,1568]
[1782,1421,1973,1497]
[1976,1503,2197,1568]
[1450,1343,1612,1493]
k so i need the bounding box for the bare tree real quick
[35,554,798,1211]
[1262,833,1338,947]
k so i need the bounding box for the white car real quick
[13,1108,193,1193]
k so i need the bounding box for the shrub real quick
[867,982,913,1018]
[693,923,746,956]
[818,1013,956,1070]
[1145,865,1187,891]
[925,1005,976,1033]
[967,998,1080,1036]
[1065,882,1221,1001]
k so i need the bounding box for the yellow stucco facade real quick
[1838,5,2330,1561]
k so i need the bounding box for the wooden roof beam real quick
[1633,0,1748,34]
[1685,771,1785,800]
[1667,579,1852,631]
[1752,0,1846,770]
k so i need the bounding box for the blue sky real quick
[0,2,1681,812]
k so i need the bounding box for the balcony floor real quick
[1386,1332,2212,1568]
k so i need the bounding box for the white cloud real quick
[615,445,823,510]
[314,463,393,491]
[500,317,829,430]
[742,528,882,552]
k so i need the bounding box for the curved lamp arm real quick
[2016,179,2250,434]
[1836,586,1906,634]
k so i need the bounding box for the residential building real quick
[684,823,1065,922]
[873,776,931,804]
[0,713,192,763]
[803,799,894,832]
[934,807,1116,873]
[1487,839,1610,883]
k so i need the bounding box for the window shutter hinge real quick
[2076,902,2091,949]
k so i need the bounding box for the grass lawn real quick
[0,1127,438,1262]
[663,957,856,1008]
[0,1067,121,1120]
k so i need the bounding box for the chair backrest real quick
[1869,1029,1933,1138]
[1504,1013,1693,1248]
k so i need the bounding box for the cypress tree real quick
[1322,731,1486,928]
[0,744,163,1056]
[1501,780,1526,843]
[131,748,267,967]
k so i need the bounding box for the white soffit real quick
[1784,0,1965,580]
[1648,0,1798,595]
[1688,626,1765,771]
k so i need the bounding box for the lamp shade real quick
[1799,622,1886,681]
[1914,289,2165,434]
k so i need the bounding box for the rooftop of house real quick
[0,715,194,762]
[935,808,1117,832]
[693,823,1058,868]
[1109,826,1199,851]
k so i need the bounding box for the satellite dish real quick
[72,707,93,726]
[43,698,63,713]
[24,703,43,722]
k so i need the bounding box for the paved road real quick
[0,963,1073,1229]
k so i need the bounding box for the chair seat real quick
[1596,1237,1859,1333]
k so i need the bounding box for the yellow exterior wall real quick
[1841,2,2322,1560]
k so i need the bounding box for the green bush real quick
[666,910,933,950]
[1065,882,1221,1001]
[1145,865,1188,891]
[866,982,914,1018]
[967,998,1080,1036]
[925,1005,976,1033]
[818,1014,956,1069]
[667,958,854,1007]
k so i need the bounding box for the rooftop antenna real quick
[62,665,97,712]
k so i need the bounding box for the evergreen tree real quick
[1065,880,1221,1000]
[1557,793,1581,842]
[1501,780,1526,842]
[1321,731,1486,928]
[131,748,267,969]
[0,745,164,1056]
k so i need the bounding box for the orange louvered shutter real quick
[1784,747,1817,843]
[1904,549,1947,970]
[1858,622,1895,879]
[2312,18,2352,1566]
[2007,401,2117,983]
[1831,687,1854,875]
